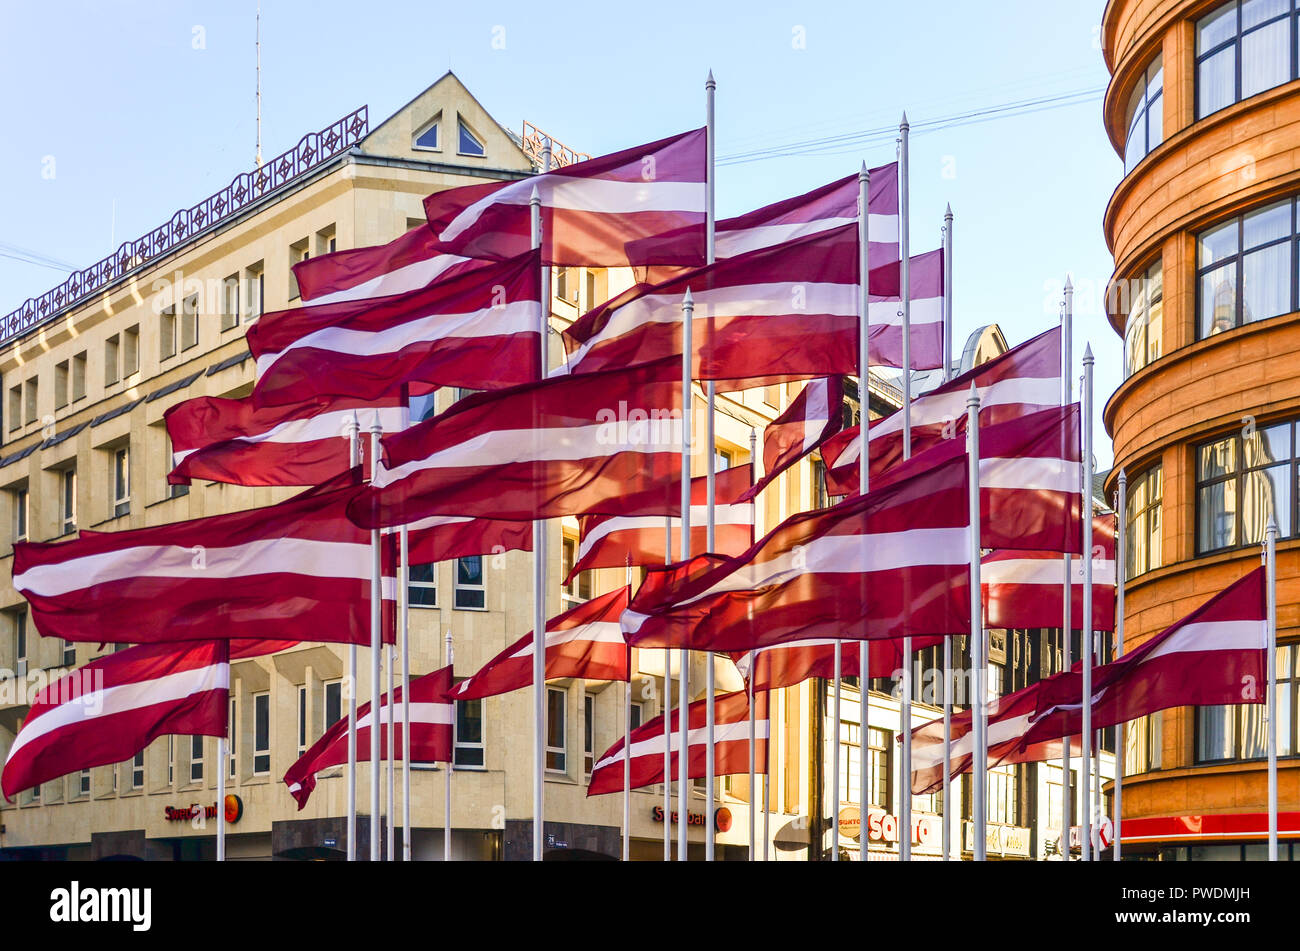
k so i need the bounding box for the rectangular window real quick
[987,764,1020,826]
[221,274,240,330]
[13,486,28,542]
[71,352,87,402]
[454,555,486,610]
[7,384,20,432]
[289,238,310,300]
[165,433,188,500]
[104,335,120,385]
[297,684,308,755]
[1196,0,1297,119]
[1198,198,1298,339]
[160,304,177,360]
[54,361,69,410]
[409,562,437,607]
[245,262,265,321]
[123,325,139,377]
[190,735,204,783]
[167,736,174,785]
[1195,420,1294,555]
[1198,643,1299,762]
[867,726,890,808]
[1126,711,1163,773]
[62,638,75,667]
[79,768,90,798]
[1123,262,1163,378]
[546,687,567,772]
[1125,465,1163,578]
[454,696,485,768]
[24,378,38,425]
[229,697,237,778]
[253,691,270,775]
[324,679,343,732]
[112,446,130,518]
[131,750,144,790]
[181,294,199,351]
[560,536,592,608]
[584,692,596,776]
[837,720,862,804]
[14,610,28,678]
[61,468,76,535]
[1124,55,1164,173]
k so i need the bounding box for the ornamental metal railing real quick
[1,106,369,345]
[521,120,589,170]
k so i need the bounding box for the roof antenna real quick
[256,1,263,169]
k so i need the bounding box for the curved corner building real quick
[1102,0,1300,859]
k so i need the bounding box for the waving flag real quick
[404,513,532,564]
[740,377,842,502]
[450,587,629,702]
[732,635,944,693]
[166,392,407,488]
[587,689,767,796]
[348,359,683,528]
[822,325,1062,490]
[1025,567,1269,745]
[565,466,753,583]
[284,665,453,809]
[982,516,1117,631]
[14,473,394,647]
[563,225,859,386]
[247,249,541,407]
[867,249,944,370]
[422,128,707,267]
[2,640,229,800]
[622,453,971,652]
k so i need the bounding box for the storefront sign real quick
[838,805,862,841]
[163,794,242,825]
[650,806,732,832]
[864,809,939,848]
[964,821,1031,857]
[1070,816,1113,850]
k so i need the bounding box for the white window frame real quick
[453,696,486,770]
[453,556,486,611]
[297,683,308,755]
[112,446,130,518]
[584,692,597,777]
[545,687,567,774]
[61,468,76,534]
[14,610,27,678]
[228,696,237,779]
[408,561,438,608]
[253,691,270,775]
[13,486,28,542]
[190,734,205,784]
[131,750,144,790]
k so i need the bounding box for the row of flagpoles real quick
[0,70,1285,865]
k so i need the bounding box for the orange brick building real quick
[1102,0,1300,859]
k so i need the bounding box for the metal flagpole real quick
[386,632,394,860]
[624,563,632,862]
[217,736,226,861]
[1114,468,1127,861]
[857,162,872,862]
[1081,345,1094,861]
[967,383,986,861]
[898,113,915,863]
[679,288,694,862]
[748,427,758,860]
[369,421,383,862]
[704,68,718,865]
[1266,516,1279,860]
[831,642,841,861]
[1060,276,1073,861]
[445,629,453,862]
[346,415,360,861]
[941,205,954,861]
[399,528,411,860]
[664,516,672,862]
[530,141,552,862]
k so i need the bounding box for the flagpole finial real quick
[859,160,869,181]
[945,202,953,218]
[1064,273,1074,292]
[684,286,694,305]
[966,379,979,408]
[900,111,909,129]
[706,68,715,88]
[529,183,540,203]
[1083,342,1094,363]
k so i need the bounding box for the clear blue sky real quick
[0,0,1121,466]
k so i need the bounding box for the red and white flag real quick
[1025,566,1269,744]
[284,665,453,809]
[564,466,753,584]
[982,516,1118,631]
[347,360,683,528]
[732,635,944,693]
[715,164,899,263]
[403,513,532,564]
[450,587,630,702]
[909,680,1075,795]
[422,128,707,267]
[821,325,1062,491]
[562,225,859,386]
[587,689,767,796]
[247,249,541,407]
[2,640,229,800]
[622,453,972,652]
[13,473,394,646]
[867,249,945,370]
[740,377,842,502]
[292,223,489,305]
[165,392,407,488]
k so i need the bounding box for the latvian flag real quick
[982,516,1117,631]
[13,472,395,647]
[284,665,454,809]
[622,453,971,652]
[587,689,767,796]
[2,640,229,800]
[450,587,630,701]
[423,128,707,267]
[740,377,842,502]
[403,513,532,564]
[732,635,944,693]
[565,466,754,583]
[868,249,945,370]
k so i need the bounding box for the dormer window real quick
[458,118,485,157]
[414,114,441,151]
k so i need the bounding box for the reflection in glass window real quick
[454,556,485,609]
[1196,420,1295,554]
[1196,0,1298,119]
[1197,646,1297,763]
[1124,56,1164,173]
[1122,262,1163,377]
[1125,466,1163,579]
[1197,198,1299,339]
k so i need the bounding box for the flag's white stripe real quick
[358,700,453,730]
[622,526,970,633]
[375,422,679,488]
[567,281,856,371]
[439,177,705,243]
[716,214,898,257]
[868,294,943,329]
[801,380,832,455]
[982,557,1117,587]
[181,406,409,457]
[504,621,625,662]
[308,254,474,306]
[576,503,754,562]
[735,637,846,681]
[979,456,1080,493]
[838,375,1062,465]
[402,513,474,533]
[912,713,1033,770]
[593,718,770,772]
[255,300,540,377]
[16,538,373,598]
[5,663,228,765]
